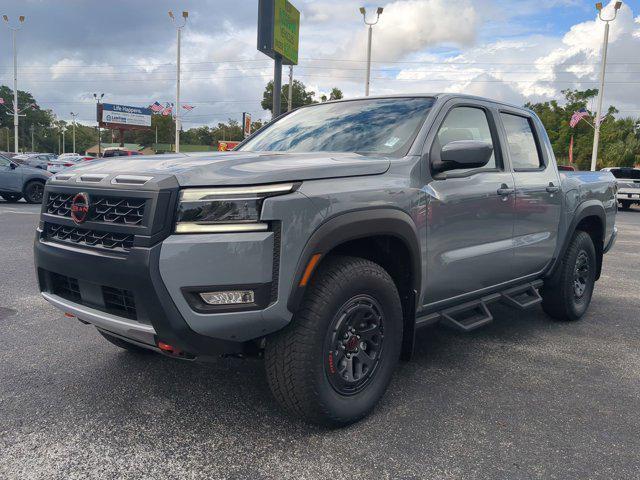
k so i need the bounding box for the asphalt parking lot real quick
[1,201,639,480]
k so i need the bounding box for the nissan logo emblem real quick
[70,192,90,224]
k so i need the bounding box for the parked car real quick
[102,148,142,157]
[0,153,52,203]
[13,153,57,170]
[34,94,617,426]
[47,155,97,174]
[601,167,640,210]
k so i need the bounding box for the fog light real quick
[199,290,255,305]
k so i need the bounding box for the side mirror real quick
[434,140,493,173]
[10,162,17,170]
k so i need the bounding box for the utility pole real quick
[359,7,383,97]
[30,124,34,151]
[70,112,78,153]
[93,93,104,156]
[2,15,26,153]
[155,124,158,153]
[287,65,293,111]
[62,129,65,154]
[591,1,622,171]
[169,10,188,153]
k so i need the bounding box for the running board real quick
[415,280,544,333]
[440,300,493,332]
[501,283,543,310]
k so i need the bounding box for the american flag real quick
[161,106,173,116]
[150,101,164,113]
[570,108,589,128]
[181,104,195,111]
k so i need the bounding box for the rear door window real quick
[501,113,543,170]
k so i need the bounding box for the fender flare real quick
[286,208,421,313]
[546,200,607,279]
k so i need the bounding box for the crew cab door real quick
[498,110,562,277]
[422,101,516,306]
[0,156,23,193]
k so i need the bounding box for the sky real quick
[1,0,639,128]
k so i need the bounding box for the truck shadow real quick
[83,302,562,435]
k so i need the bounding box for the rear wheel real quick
[619,200,632,210]
[23,181,45,204]
[542,230,596,321]
[99,330,154,354]
[1,193,22,203]
[265,256,403,426]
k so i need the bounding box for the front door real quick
[0,156,23,193]
[423,102,516,307]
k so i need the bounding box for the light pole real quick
[359,7,383,97]
[169,10,188,153]
[2,14,26,153]
[93,93,104,156]
[70,112,78,153]
[590,1,622,171]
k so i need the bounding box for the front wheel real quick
[265,256,403,426]
[619,201,632,210]
[542,230,596,321]
[23,181,45,204]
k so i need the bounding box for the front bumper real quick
[34,234,282,358]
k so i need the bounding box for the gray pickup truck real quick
[34,94,617,426]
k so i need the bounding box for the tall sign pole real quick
[169,11,188,153]
[2,15,26,153]
[590,2,622,171]
[288,65,293,111]
[258,0,300,119]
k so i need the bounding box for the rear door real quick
[423,100,516,306]
[499,109,562,277]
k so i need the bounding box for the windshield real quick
[238,97,434,157]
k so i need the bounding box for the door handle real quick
[546,183,560,194]
[497,185,515,197]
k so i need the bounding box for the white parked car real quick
[602,167,640,210]
[47,155,97,174]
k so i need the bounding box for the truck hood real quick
[67,151,390,186]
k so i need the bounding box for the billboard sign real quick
[100,103,152,128]
[243,112,252,138]
[257,0,299,65]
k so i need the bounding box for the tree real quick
[525,88,634,170]
[261,79,316,115]
[320,87,344,102]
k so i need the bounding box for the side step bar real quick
[415,280,544,333]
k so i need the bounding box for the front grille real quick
[51,272,81,302]
[46,192,146,225]
[102,286,137,320]
[47,272,139,321]
[44,223,134,252]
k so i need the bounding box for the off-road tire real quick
[23,180,45,204]
[619,201,632,210]
[99,330,154,354]
[1,193,22,203]
[542,230,596,321]
[265,255,403,427]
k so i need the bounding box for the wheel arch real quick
[547,200,606,280]
[287,208,421,359]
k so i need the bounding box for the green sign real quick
[273,0,299,65]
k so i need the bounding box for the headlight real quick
[175,183,296,233]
